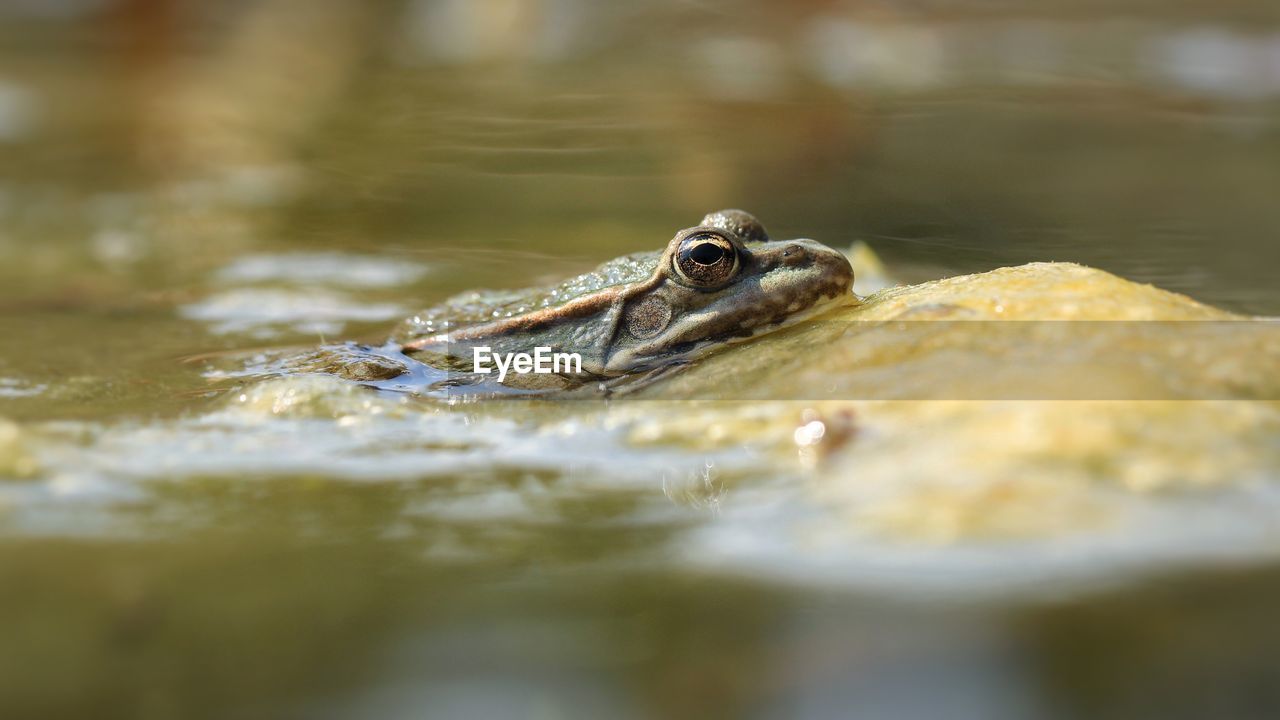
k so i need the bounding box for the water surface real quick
[2,2,1280,718]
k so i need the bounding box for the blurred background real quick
[3,0,1280,312]
[1,1,1279,719]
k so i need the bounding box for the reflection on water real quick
[2,1,1280,719]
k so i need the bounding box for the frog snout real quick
[756,238,854,294]
[778,239,843,268]
[799,239,856,293]
[773,240,822,267]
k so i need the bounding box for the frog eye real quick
[673,231,740,288]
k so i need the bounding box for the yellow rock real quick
[636,262,1280,542]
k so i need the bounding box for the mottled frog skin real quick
[392,210,855,386]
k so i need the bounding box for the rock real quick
[647,262,1277,402]
[637,262,1280,543]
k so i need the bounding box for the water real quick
[2,2,1280,718]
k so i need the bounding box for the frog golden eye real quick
[673,231,739,288]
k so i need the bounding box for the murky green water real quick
[3,2,1280,718]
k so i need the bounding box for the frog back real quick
[391,250,661,342]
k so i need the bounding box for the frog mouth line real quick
[609,290,859,372]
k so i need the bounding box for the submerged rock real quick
[632,260,1280,548]
[646,261,1276,402]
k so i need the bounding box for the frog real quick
[389,209,855,392]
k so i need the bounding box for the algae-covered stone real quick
[634,261,1280,543]
[646,262,1277,402]
[856,261,1233,321]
